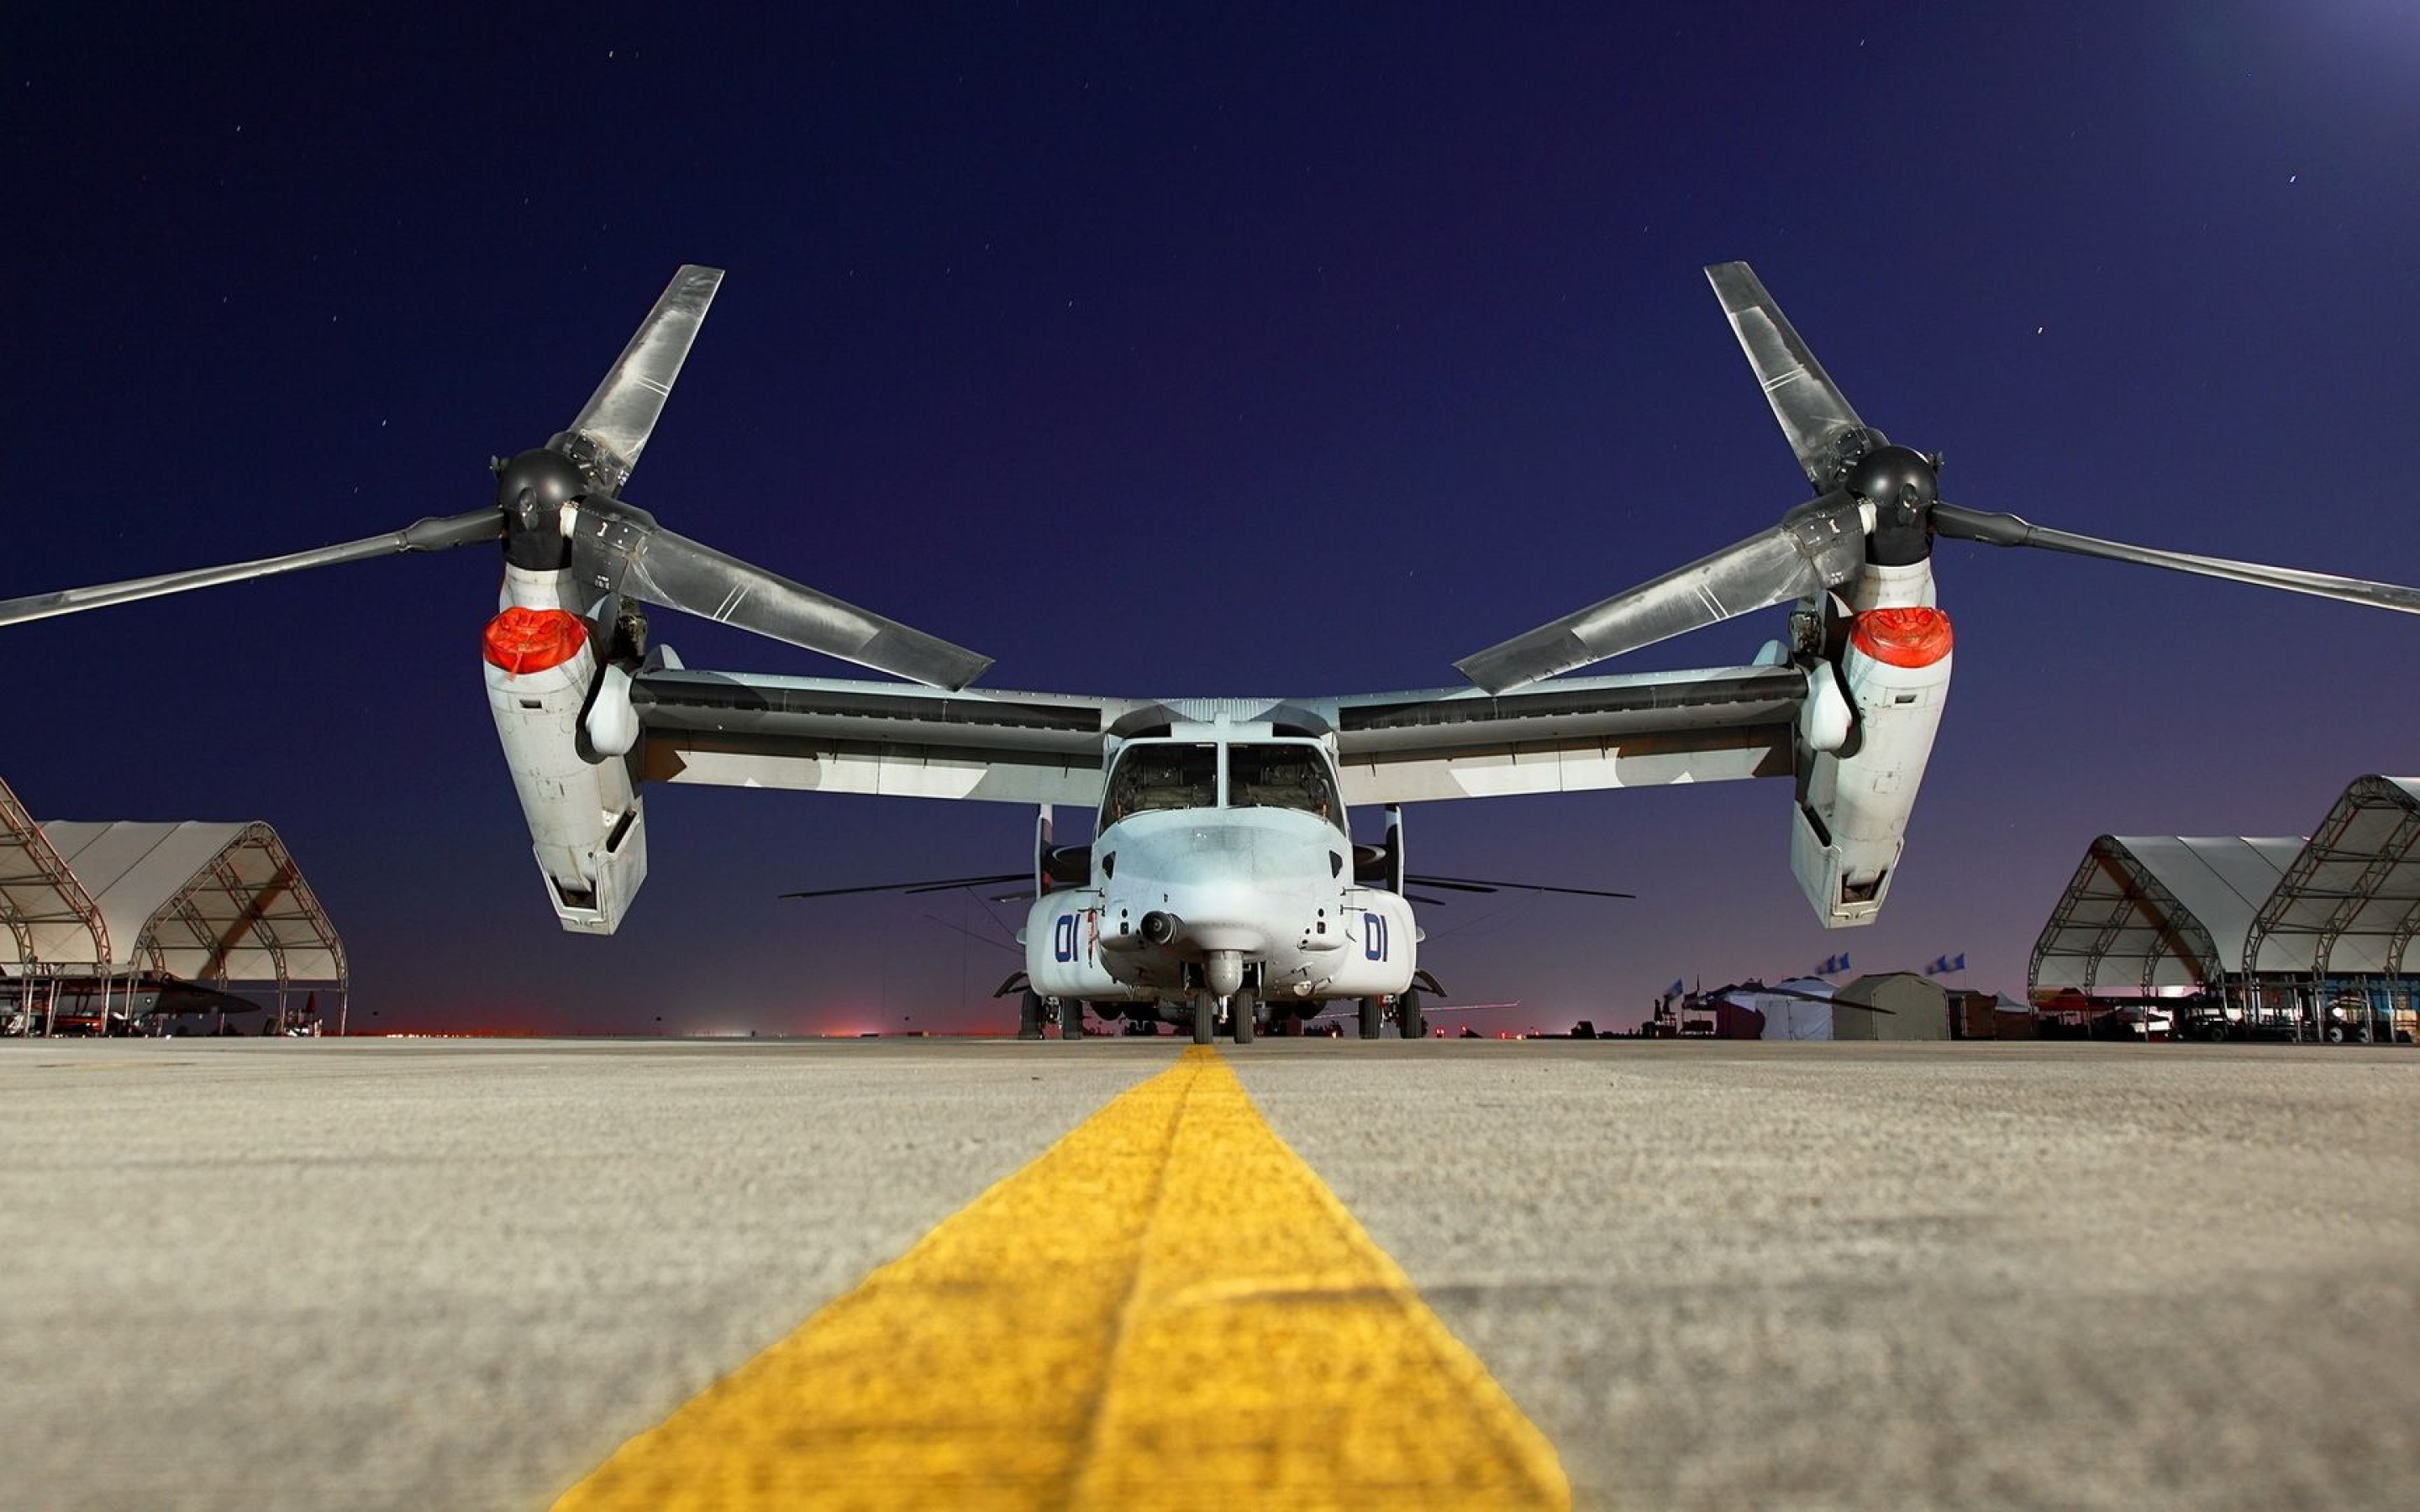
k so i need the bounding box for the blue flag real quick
[1667,978,1685,996]
[1953,953,1966,972]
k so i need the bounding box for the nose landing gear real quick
[1356,990,1425,1038]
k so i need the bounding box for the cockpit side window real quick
[1227,743,1343,827]
[1104,743,1218,821]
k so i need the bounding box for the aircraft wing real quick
[631,661,1802,809]
[1319,664,1802,805]
[632,669,1144,806]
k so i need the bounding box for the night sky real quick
[8,4,2418,1035]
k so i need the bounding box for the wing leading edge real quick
[1326,664,1800,804]
[630,664,1801,808]
[633,669,1139,805]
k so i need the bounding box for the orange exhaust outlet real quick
[1849,606,1953,669]
[481,606,588,676]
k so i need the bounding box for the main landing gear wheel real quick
[1397,989,1426,1040]
[1018,990,1045,1041]
[1231,989,1257,1046]
[1359,996,1384,1040]
[1059,998,1086,1040]
[1192,990,1218,1046]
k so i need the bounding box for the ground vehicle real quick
[2090,1005,2173,1041]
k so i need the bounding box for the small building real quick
[1949,990,2039,1039]
[1833,972,1950,1040]
[1715,977,1839,1040]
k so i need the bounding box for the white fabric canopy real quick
[2033,776,2420,991]
[5,818,345,985]
[2032,836,2303,991]
[0,774,108,971]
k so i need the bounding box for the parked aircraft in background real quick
[0,973,287,1037]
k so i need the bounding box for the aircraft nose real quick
[1149,874,1267,952]
[1114,825,1329,953]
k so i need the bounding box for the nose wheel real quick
[1359,996,1384,1040]
[1230,988,1256,1045]
[1191,990,1218,1045]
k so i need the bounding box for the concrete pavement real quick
[4,1037,2415,1509]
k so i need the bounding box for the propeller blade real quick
[781,873,1028,900]
[902,875,1034,896]
[0,509,502,628]
[1932,502,2420,615]
[1704,984,1893,1013]
[568,503,993,690]
[1455,495,1868,692]
[919,913,1020,955]
[1408,874,1634,900]
[1707,261,1880,492]
[555,265,724,496]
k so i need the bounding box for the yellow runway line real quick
[556,1048,1568,1510]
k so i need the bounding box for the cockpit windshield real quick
[1103,743,1217,821]
[1227,743,1344,827]
[1102,739,1344,829]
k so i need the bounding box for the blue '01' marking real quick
[1365,912,1388,962]
[1053,914,1078,963]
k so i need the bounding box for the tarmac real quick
[4,1037,2417,1509]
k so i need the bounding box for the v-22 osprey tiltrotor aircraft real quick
[8,265,2417,1042]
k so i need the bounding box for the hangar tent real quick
[2031,835,2306,993]
[0,774,346,1034]
[2028,775,2420,1041]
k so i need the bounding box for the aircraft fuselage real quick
[1023,729,1416,1026]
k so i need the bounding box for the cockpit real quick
[1102,738,1344,830]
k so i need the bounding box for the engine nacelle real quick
[1791,561,1952,927]
[484,569,649,934]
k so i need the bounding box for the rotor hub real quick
[1846,444,1938,514]
[1847,444,1939,566]
[493,448,584,570]
[493,448,586,514]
